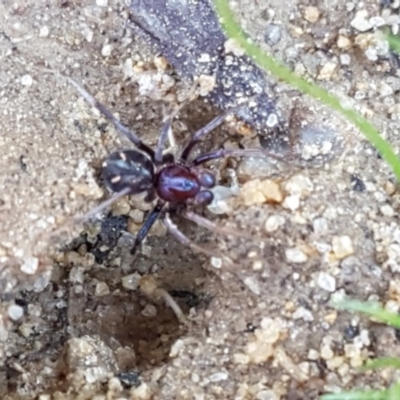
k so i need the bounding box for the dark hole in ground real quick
[1,213,212,395]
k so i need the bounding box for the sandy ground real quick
[1,0,400,399]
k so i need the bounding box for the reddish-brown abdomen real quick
[156,165,200,202]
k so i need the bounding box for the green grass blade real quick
[321,390,388,400]
[387,34,400,54]
[360,357,400,372]
[332,299,400,330]
[388,381,400,400]
[212,0,400,181]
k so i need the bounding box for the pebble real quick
[101,43,113,57]
[264,23,282,45]
[209,371,228,382]
[320,344,334,360]
[318,61,338,80]
[285,247,308,263]
[256,390,279,400]
[209,257,222,269]
[337,35,352,50]
[95,282,110,297]
[340,54,351,65]
[380,204,395,217]
[317,272,336,292]
[39,26,49,38]
[350,13,373,32]
[282,195,300,211]
[130,383,152,400]
[312,217,328,235]
[264,215,285,233]
[121,273,141,290]
[96,0,108,5]
[332,236,354,259]
[243,276,261,295]
[123,58,134,79]
[20,256,39,275]
[169,339,184,358]
[284,174,314,197]
[303,6,320,23]
[20,74,33,87]
[245,318,283,364]
[8,304,24,321]
[292,306,314,322]
[241,179,283,206]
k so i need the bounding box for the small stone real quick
[318,61,337,80]
[332,236,354,259]
[96,0,108,6]
[340,54,351,65]
[95,282,110,297]
[380,204,394,217]
[169,339,184,358]
[337,35,352,49]
[209,371,228,382]
[326,356,344,370]
[186,75,209,99]
[20,256,39,275]
[233,353,250,364]
[101,43,113,57]
[123,58,134,79]
[285,247,308,263]
[20,74,33,87]
[141,304,157,317]
[284,174,314,197]
[292,306,314,321]
[264,23,282,45]
[69,266,85,284]
[121,273,141,290]
[317,272,336,292]
[256,390,279,400]
[39,26,49,38]
[379,82,394,97]
[130,383,152,400]
[211,257,222,269]
[8,304,24,321]
[129,209,145,224]
[351,13,373,32]
[312,217,328,235]
[303,6,320,23]
[282,195,300,211]
[264,215,285,233]
[320,344,334,360]
[307,349,319,360]
[243,276,261,295]
[241,179,283,206]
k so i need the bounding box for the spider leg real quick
[155,82,199,164]
[73,186,132,224]
[191,148,287,166]
[154,114,175,165]
[131,201,165,254]
[183,210,258,241]
[179,105,244,162]
[163,212,224,259]
[67,77,155,159]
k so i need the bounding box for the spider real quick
[68,78,269,257]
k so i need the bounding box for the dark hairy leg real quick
[67,77,155,159]
[130,201,165,254]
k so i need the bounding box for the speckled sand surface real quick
[1,1,400,399]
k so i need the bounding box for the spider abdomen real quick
[102,150,155,194]
[156,165,200,202]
